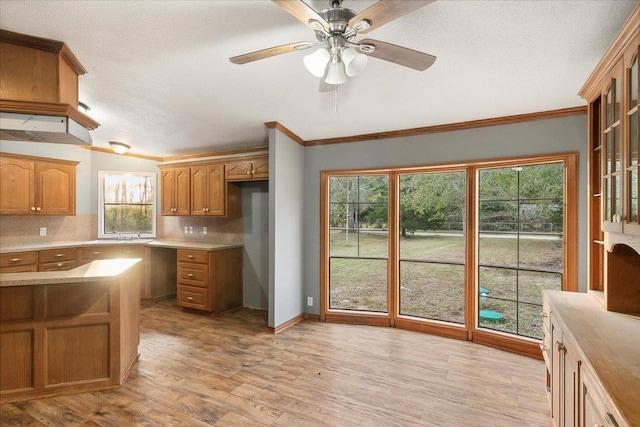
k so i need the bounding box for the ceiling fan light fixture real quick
[325,60,347,85]
[304,48,330,78]
[342,47,367,76]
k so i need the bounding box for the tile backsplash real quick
[0,214,243,247]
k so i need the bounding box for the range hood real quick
[0,112,92,145]
[0,30,99,145]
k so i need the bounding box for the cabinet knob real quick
[57,262,63,268]
[36,207,41,211]
[31,207,36,211]
[202,208,206,212]
[246,170,251,174]
[188,254,194,259]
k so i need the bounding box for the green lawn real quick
[329,231,563,339]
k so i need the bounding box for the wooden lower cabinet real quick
[81,245,148,300]
[38,247,78,271]
[543,290,636,427]
[0,267,140,403]
[176,248,242,313]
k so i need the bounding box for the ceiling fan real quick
[230,0,437,90]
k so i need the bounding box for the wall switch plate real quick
[307,296,313,307]
[39,227,47,236]
[184,226,188,234]
[188,226,193,234]
[203,227,208,234]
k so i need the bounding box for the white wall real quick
[269,128,305,328]
[302,114,589,315]
[241,181,269,310]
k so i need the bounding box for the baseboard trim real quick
[268,313,304,334]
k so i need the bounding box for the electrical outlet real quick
[203,227,208,235]
[184,226,188,234]
[188,226,193,234]
[39,227,47,236]
[307,296,313,306]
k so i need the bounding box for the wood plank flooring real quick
[1,300,551,426]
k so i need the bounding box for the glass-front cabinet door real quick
[625,47,640,233]
[602,59,623,233]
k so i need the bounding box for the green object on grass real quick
[479,310,504,323]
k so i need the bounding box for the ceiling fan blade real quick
[349,0,435,34]
[230,42,312,65]
[271,0,329,30]
[359,38,436,71]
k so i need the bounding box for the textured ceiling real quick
[0,0,637,157]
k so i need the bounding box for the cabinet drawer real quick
[39,247,77,263]
[117,245,145,258]
[177,249,208,264]
[177,285,209,311]
[541,327,552,367]
[39,260,76,271]
[81,246,119,260]
[177,262,208,286]
[0,251,38,268]
[0,264,38,273]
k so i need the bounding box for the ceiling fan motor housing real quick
[318,7,357,39]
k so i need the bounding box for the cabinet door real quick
[205,164,225,216]
[0,156,34,214]
[226,161,252,181]
[160,169,176,215]
[174,167,191,215]
[551,316,563,426]
[624,41,640,235]
[581,372,619,427]
[191,165,208,216]
[252,157,269,180]
[562,337,579,427]
[35,161,75,215]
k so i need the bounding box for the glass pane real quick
[631,169,638,223]
[519,199,563,234]
[359,203,388,230]
[329,176,358,203]
[630,111,638,166]
[518,302,544,339]
[399,262,465,324]
[359,176,388,203]
[613,127,621,172]
[104,205,153,234]
[479,297,516,335]
[605,130,612,174]
[399,171,466,263]
[604,177,612,221]
[358,230,388,258]
[519,163,564,200]
[629,55,638,109]
[605,86,612,127]
[614,174,621,217]
[479,168,517,200]
[329,258,387,312]
[518,271,562,305]
[615,77,622,122]
[478,267,517,302]
[519,236,563,271]
[329,228,358,257]
[103,174,154,204]
[479,234,518,268]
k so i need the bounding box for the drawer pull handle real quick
[187,273,195,278]
[605,413,618,427]
[92,251,100,255]
[9,258,21,263]
[187,296,194,301]
[188,254,194,259]
[539,343,547,352]
[55,253,65,257]
[540,312,548,318]
[555,341,565,351]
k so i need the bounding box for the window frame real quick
[97,170,157,239]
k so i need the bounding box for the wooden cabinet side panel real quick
[209,248,243,313]
[0,156,34,214]
[57,56,78,106]
[35,161,75,215]
[0,42,59,103]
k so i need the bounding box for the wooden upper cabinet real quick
[160,167,190,216]
[191,164,225,216]
[0,153,77,215]
[226,155,269,182]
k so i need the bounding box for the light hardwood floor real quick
[1,300,551,426]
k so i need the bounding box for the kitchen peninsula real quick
[0,259,141,403]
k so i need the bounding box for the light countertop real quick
[1,239,242,254]
[0,258,141,287]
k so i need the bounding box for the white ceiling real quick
[0,1,637,157]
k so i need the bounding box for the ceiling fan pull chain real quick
[334,83,339,113]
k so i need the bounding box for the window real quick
[98,171,156,238]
